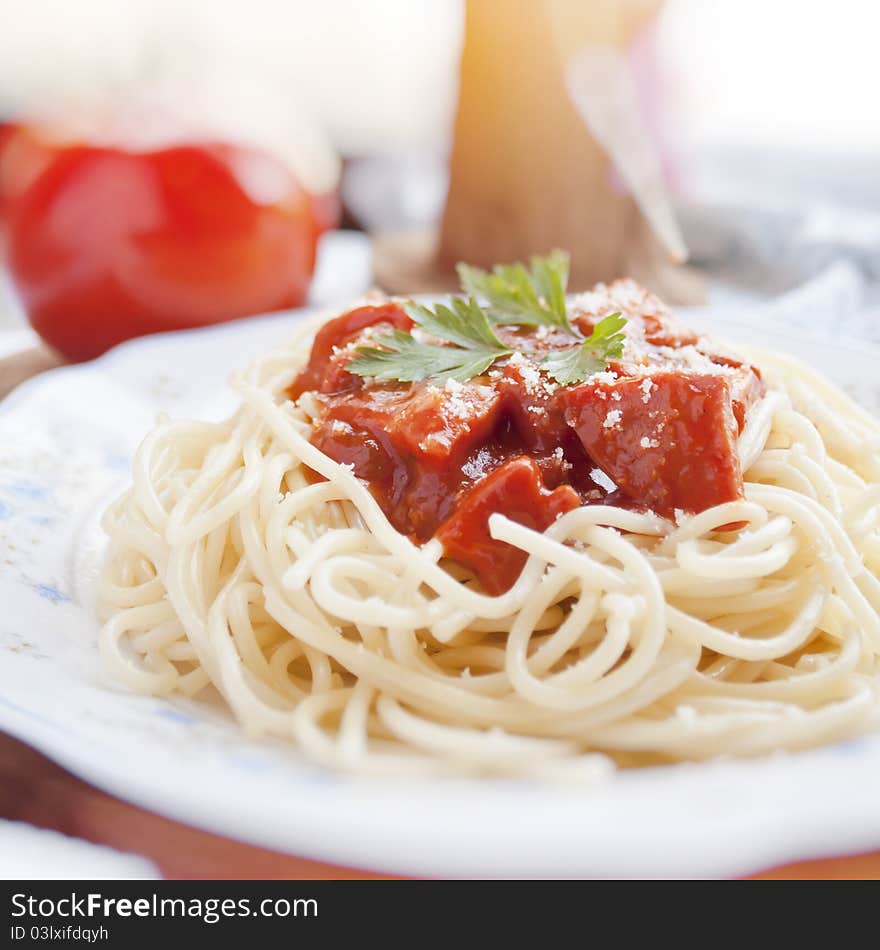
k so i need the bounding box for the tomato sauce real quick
[289,281,764,594]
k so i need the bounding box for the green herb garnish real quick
[457,248,571,329]
[347,298,511,383]
[539,313,627,385]
[346,251,626,386]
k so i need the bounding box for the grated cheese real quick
[603,409,622,429]
[589,468,617,492]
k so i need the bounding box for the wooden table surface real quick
[1,342,879,880]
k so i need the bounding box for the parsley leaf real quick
[403,298,508,351]
[347,298,512,383]
[457,250,571,329]
[539,313,627,385]
[527,249,570,325]
[344,252,629,387]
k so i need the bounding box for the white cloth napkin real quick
[0,819,158,880]
[679,148,880,342]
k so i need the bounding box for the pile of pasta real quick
[99,318,880,778]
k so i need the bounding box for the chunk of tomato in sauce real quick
[562,373,743,520]
[495,360,568,454]
[312,381,505,540]
[435,457,580,595]
[289,303,410,398]
[639,313,699,348]
[318,380,503,468]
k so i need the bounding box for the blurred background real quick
[1,0,880,880]
[1,0,879,358]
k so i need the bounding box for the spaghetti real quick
[98,285,880,778]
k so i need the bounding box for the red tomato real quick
[5,136,319,361]
[0,124,55,218]
[309,188,341,236]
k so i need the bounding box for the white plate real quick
[1,307,879,879]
